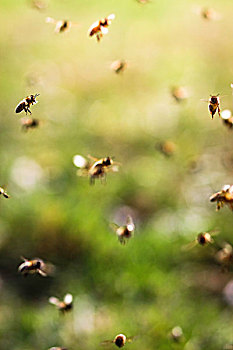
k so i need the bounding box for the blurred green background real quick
[0,0,233,349]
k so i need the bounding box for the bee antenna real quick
[35,93,40,97]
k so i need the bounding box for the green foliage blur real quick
[0,0,233,349]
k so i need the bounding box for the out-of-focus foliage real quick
[0,0,233,349]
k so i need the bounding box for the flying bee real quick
[101,334,136,348]
[110,216,135,245]
[0,186,10,198]
[30,0,47,10]
[49,293,73,313]
[201,7,220,20]
[88,14,115,42]
[15,94,40,115]
[46,17,79,33]
[171,86,189,102]
[18,257,54,277]
[221,109,233,129]
[21,117,40,131]
[183,230,219,250]
[110,60,128,74]
[73,155,119,184]
[210,185,233,211]
[215,243,233,269]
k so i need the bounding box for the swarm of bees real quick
[110,60,128,74]
[88,14,115,42]
[73,155,119,184]
[49,293,73,313]
[101,334,136,348]
[0,186,10,199]
[15,94,40,115]
[18,257,54,277]
[110,215,135,245]
[210,185,233,211]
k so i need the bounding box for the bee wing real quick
[126,215,135,230]
[101,27,109,35]
[20,256,28,262]
[87,154,99,161]
[208,229,220,237]
[200,99,209,103]
[127,335,138,343]
[41,262,55,276]
[64,293,73,305]
[109,222,120,233]
[49,296,60,306]
[100,340,114,346]
[38,269,47,277]
[77,168,89,177]
[181,240,198,251]
[107,14,115,20]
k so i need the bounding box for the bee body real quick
[15,94,40,115]
[49,293,73,313]
[208,95,221,119]
[18,257,47,276]
[197,232,213,246]
[111,60,127,74]
[88,14,115,42]
[0,187,10,198]
[88,157,114,184]
[111,216,135,245]
[210,185,233,211]
[21,117,40,131]
[114,335,127,348]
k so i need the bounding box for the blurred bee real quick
[155,140,176,157]
[46,17,79,33]
[88,14,115,42]
[15,94,40,115]
[221,109,233,129]
[18,257,53,277]
[110,60,128,74]
[21,117,40,131]
[73,155,119,184]
[210,185,233,211]
[49,293,73,313]
[110,216,135,245]
[136,0,150,3]
[183,230,219,250]
[30,0,47,10]
[101,334,136,348]
[0,186,10,199]
[215,243,233,270]
[169,326,183,342]
[171,86,189,102]
[201,8,220,20]
[49,348,68,350]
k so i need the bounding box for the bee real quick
[171,86,189,102]
[110,216,135,245]
[49,348,68,350]
[18,256,53,277]
[73,155,119,184]
[169,326,183,342]
[183,230,219,250]
[136,0,150,3]
[49,293,73,313]
[21,117,40,131]
[15,94,40,115]
[111,60,128,74]
[101,334,136,348]
[210,185,233,211]
[30,0,47,10]
[215,243,233,269]
[0,186,10,199]
[201,8,220,20]
[46,17,79,33]
[88,14,115,42]
[221,109,233,129]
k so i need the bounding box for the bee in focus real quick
[169,326,184,342]
[49,293,73,313]
[221,109,233,129]
[101,334,136,348]
[183,231,218,250]
[201,94,221,119]
[88,14,115,42]
[21,117,40,131]
[46,17,79,33]
[18,257,53,277]
[215,243,233,270]
[155,140,176,157]
[110,60,128,74]
[0,186,10,199]
[15,94,40,115]
[210,185,233,211]
[110,216,135,245]
[73,155,119,184]
[171,86,189,102]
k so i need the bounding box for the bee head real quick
[103,157,113,166]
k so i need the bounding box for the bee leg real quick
[90,176,95,185]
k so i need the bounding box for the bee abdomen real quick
[15,103,25,113]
